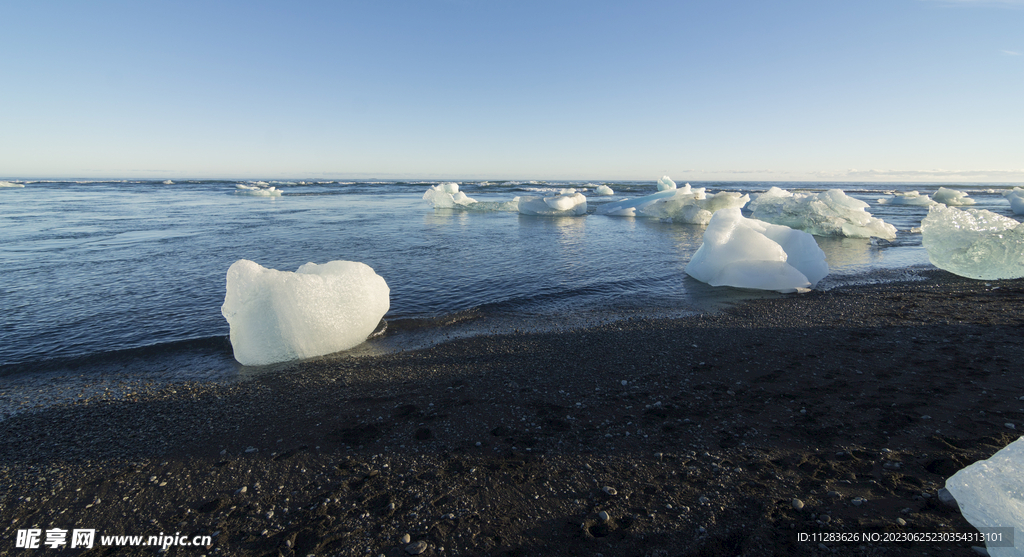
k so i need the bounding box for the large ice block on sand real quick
[685,208,828,293]
[221,259,390,365]
[749,187,896,240]
[945,436,1024,557]
[1004,188,1024,215]
[921,204,1024,280]
[517,189,588,216]
[932,187,975,206]
[596,184,748,225]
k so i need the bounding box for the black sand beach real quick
[2,270,1022,556]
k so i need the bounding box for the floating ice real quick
[595,185,615,196]
[596,184,748,225]
[685,208,828,293]
[657,176,677,191]
[235,183,282,197]
[921,205,1024,280]
[932,187,975,206]
[944,436,1024,557]
[422,183,477,208]
[517,189,588,216]
[162,180,174,185]
[0,181,25,188]
[748,187,897,240]
[877,190,934,206]
[221,259,390,366]
[1004,188,1024,215]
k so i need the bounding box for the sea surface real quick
[1,179,1020,398]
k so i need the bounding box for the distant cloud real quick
[838,168,1024,180]
[1003,50,1023,55]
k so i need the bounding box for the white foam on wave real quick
[0,181,25,188]
[235,183,283,197]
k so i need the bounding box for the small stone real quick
[621,380,628,386]
[602,486,617,496]
[236,486,247,495]
[826,491,841,499]
[1005,423,1016,430]
[896,518,907,526]
[937,488,958,508]
[851,497,866,506]
[244,447,258,453]
[405,541,428,555]
[598,511,610,522]
[792,499,804,511]
[820,514,831,524]
[400,534,411,544]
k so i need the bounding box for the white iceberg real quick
[595,185,615,196]
[235,183,282,197]
[221,259,390,366]
[748,187,897,240]
[685,208,828,293]
[1004,188,1024,215]
[877,190,935,206]
[945,436,1024,557]
[921,205,1024,280]
[517,189,588,216]
[596,184,748,225]
[422,182,477,208]
[932,187,976,206]
[657,176,677,191]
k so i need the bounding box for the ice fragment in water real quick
[221,259,390,365]
[748,187,896,240]
[596,184,748,225]
[422,183,477,208]
[235,183,282,197]
[685,208,828,293]
[517,189,587,216]
[944,436,1024,557]
[1004,188,1024,215]
[921,204,1024,280]
[595,185,615,196]
[657,175,677,191]
[932,187,975,206]
[876,190,935,206]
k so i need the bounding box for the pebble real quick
[598,511,610,522]
[405,541,428,555]
[1005,423,1016,430]
[400,534,411,544]
[792,499,804,511]
[236,486,247,495]
[851,497,866,506]
[896,518,907,526]
[937,488,958,508]
[602,486,617,496]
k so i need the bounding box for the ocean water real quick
[1,179,1020,389]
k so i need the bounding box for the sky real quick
[1,0,1022,182]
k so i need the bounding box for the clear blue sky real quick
[2,0,1021,181]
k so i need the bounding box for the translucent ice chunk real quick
[932,187,976,206]
[944,436,1024,557]
[422,183,477,208]
[921,205,1024,280]
[517,191,587,216]
[657,176,677,191]
[221,259,390,365]
[749,187,896,240]
[595,185,615,196]
[596,184,748,225]
[876,190,935,206]
[685,208,828,293]
[1004,188,1024,216]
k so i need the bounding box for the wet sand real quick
[1,270,1022,556]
